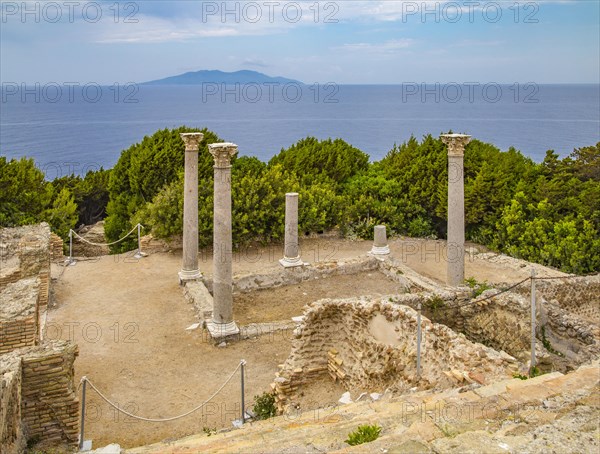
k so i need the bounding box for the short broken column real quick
[178,132,204,283]
[206,142,239,339]
[279,192,303,268]
[370,225,390,255]
[441,133,471,287]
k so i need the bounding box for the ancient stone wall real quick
[535,276,600,325]
[19,341,79,445]
[49,233,64,262]
[231,256,386,293]
[457,291,532,360]
[0,355,24,454]
[273,296,518,412]
[0,223,51,322]
[0,278,40,354]
[1,224,79,451]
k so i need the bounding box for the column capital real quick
[209,143,238,168]
[441,134,471,157]
[180,132,204,152]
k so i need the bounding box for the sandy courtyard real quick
[47,237,562,448]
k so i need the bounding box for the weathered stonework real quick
[179,132,204,283]
[0,278,40,354]
[19,341,79,445]
[1,224,80,452]
[207,143,239,339]
[273,296,518,413]
[441,133,471,287]
[280,193,303,268]
[0,355,24,454]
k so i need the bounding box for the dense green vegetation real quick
[0,156,109,240]
[1,128,598,273]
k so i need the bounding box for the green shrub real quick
[252,392,277,420]
[465,277,492,298]
[345,424,382,446]
[269,136,369,186]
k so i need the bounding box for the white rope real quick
[71,224,141,247]
[83,361,242,422]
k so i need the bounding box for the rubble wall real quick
[0,355,24,454]
[273,296,518,412]
[20,341,80,445]
[0,278,40,354]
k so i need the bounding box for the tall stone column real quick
[178,132,204,283]
[206,142,239,339]
[441,133,471,287]
[279,192,303,268]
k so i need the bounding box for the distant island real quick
[142,70,303,85]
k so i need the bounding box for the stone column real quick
[178,132,204,283]
[279,192,303,268]
[370,225,390,255]
[440,133,471,287]
[206,142,239,339]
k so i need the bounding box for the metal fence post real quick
[79,377,87,450]
[134,224,142,259]
[67,229,76,266]
[530,268,537,375]
[240,360,246,423]
[416,303,422,379]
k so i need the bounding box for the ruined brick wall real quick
[0,278,40,354]
[458,292,532,360]
[273,296,518,412]
[0,355,24,454]
[1,223,51,335]
[49,233,64,261]
[232,256,388,293]
[534,276,600,325]
[20,341,79,445]
[1,225,79,450]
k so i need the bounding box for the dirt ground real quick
[49,253,293,449]
[47,236,562,449]
[235,271,404,323]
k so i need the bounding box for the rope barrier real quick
[533,273,598,280]
[70,224,141,247]
[443,276,532,310]
[82,361,242,423]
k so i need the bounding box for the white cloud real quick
[338,39,414,53]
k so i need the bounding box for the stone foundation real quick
[0,356,24,454]
[49,233,64,262]
[1,224,80,452]
[272,297,518,413]
[0,278,40,354]
[20,341,79,445]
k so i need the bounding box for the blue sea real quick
[1,83,599,178]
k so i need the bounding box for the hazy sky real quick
[1,0,599,84]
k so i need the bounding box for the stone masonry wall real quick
[1,224,79,451]
[509,276,600,326]
[49,233,64,262]
[0,223,51,331]
[273,296,518,413]
[0,355,24,454]
[20,341,79,445]
[535,276,600,325]
[0,278,40,354]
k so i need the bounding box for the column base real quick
[369,245,390,256]
[179,269,202,284]
[205,320,240,341]
[279,256,304,268]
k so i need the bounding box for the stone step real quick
[125,362,599,454]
